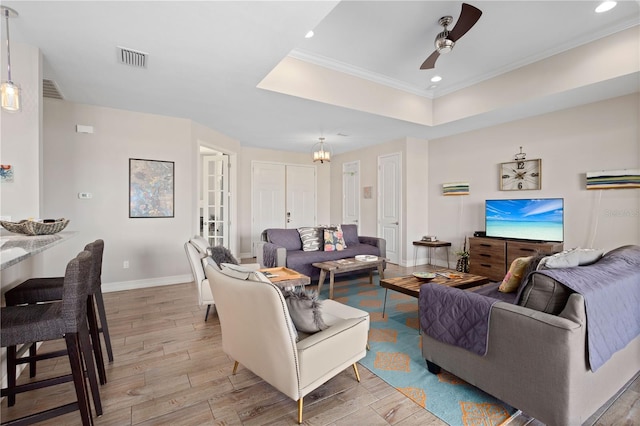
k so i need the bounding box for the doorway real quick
[342,161,360,226]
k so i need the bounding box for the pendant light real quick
[1,6,21,112]
[312,137,332,164]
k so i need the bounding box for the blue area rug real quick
[319,276,516,426]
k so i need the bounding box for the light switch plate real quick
[78,192,92,199]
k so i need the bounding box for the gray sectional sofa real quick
[256,224,386,280]
[419,245,640,426]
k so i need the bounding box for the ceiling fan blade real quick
[448,3,482,42]
[420,50,440,69]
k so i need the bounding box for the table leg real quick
[377,264,384,280]
[446,249,450,269]
[369,269,373,284]
[329,271,335,300]
[413,246,418,267]
[382,288,388,318]
[317,270,326,296]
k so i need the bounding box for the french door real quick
[202,154,229,247]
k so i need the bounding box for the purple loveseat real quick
[256,224,386,280]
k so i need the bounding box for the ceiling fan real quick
[420,3,482,70]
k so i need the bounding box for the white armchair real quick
[204,263,369,423]
[185,237,215,320]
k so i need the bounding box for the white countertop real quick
[0,231,78,270]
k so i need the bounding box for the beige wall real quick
[39,100,194,289]
[428,93,640,256]
[330,137,429,265]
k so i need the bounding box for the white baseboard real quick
[240,252,254,261]
[103,274,193,293]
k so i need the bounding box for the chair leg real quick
[65,332,94,426]
[297,398,303,424]
[87,295,107,385]
[79,320,103,417]
[94,290,114,362]
[232,361,239,375]
[352,363,361,382]
[7,345,16,407]
[204,304,211,321]
[29,343,37,377]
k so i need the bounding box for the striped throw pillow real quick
[298,227,321,252]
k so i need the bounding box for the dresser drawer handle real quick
[480,264,492,268]
[519,248,535,252]
[480,254,491,257]
[480,244,491,247]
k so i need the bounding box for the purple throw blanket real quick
[533,245,640,371]
[262,242,279,268]
[419,283,499,356]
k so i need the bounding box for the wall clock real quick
[500,159,541,190]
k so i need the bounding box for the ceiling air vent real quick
[117,46,148,68]
[43,79,63,99]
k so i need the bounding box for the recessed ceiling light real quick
[595,1,617,13]
[430,75,442,83]
[305,30,314,39]
[428,84,438,90]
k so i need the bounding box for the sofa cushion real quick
[499,256,532,293]
[267,228,302,251]
[282,289,328,334]
[341,224,360,247]
[298,227,322,252]
[324,226,346,251]
[517,273,574,314]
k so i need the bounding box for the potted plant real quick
[455,237,469,273]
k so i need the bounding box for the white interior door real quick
[378,153,402,264]
[251,163,286,255]
[202,154,229,248]
[286,165,316,229]
[343,161,360,226]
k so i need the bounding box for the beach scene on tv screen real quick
[486,198,564,242]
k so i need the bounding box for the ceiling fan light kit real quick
[420,2,482,70]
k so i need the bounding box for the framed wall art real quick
[129,158,175,218]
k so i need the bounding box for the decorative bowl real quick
[355,255,378,262]
[0,219,70,236]
[412,272,437,282]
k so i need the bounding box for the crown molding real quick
[288,49,434,99]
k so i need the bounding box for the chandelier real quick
[312,137,331,164]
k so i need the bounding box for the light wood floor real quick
[1,262,638,425]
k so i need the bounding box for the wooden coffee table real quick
[380,269,489,317]
[313,257,385,299]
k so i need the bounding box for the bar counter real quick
[0,231,78,271]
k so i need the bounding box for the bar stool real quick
[5,239,113,385]
[1,251,100,425]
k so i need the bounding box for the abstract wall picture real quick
[442,182,469,196]
[363,186,373,199]
[129,158,175,218]
[0,165,14,183]
[586,169,640,190]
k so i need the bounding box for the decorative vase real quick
[456,256,469,273]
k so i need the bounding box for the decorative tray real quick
[0,219,70,236]
[355,255,378,262]
[259,266,305,282]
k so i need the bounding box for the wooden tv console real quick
[469,237,564,282]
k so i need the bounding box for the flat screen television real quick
[485,198,564,242]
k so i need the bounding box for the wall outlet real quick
[123,261,129,269]
[78,192,93,199]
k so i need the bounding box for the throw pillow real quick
[282,289,328,334]
[220,263,256,280]
[341,224,360,247]
[324,226,347,252]
[499,256,532,293]
[209,245,239,267]
[298,227,322,252]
